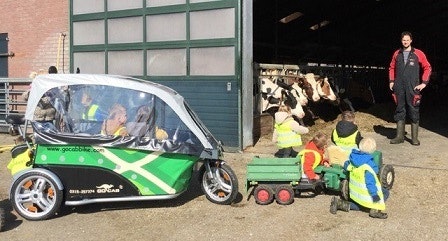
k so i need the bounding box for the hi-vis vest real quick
[275,119,302,148]
[332,129,358,150]
[101,126,126,136]
[347,163,386,210]
[298,149,321,178]
[82,104,99,121]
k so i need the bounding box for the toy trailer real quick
[246,150,395,205]
[246,157,321,205]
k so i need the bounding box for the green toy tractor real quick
[246,150,394,205]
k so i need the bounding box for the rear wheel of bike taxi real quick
[0,207,5,231]
[200,162,238,205]
[10,171,63,221]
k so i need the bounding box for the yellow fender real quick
[7,150,31,176]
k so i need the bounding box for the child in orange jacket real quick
[299,132,330,181]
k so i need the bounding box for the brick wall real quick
[0,0,69,77]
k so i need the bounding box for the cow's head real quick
[316,77,338,102]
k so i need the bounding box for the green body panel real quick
[35,145,199,195]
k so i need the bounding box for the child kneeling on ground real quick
[330,137,389,219]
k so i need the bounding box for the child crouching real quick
[330,137,390,219]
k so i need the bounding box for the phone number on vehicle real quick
[69,189,95,194]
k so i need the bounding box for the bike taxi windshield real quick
[25,75,213,157]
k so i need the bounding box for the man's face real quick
[401,35,412,49]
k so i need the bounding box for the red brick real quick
[0,1,69,77]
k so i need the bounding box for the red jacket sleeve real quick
[414,49,432,83]
[388,50,399,81]
[303,152,317,180]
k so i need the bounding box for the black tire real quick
[340,179,350,201]
[379,164,395,190]
[200,162,239,205]
[10,171,63,221]
[275,185,294,205]
[0,208,5,232]
[253,185,274,205]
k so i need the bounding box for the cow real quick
[260,77,305,119]
[316,76,338,102]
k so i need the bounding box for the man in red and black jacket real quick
[388,31,431,146]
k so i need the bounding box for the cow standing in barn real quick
[260,77,306,119]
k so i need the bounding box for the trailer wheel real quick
[254,185,274,205]
[340,179,349,201]
[379,164,395,190]
[275,185,294,205]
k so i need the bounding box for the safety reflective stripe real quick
[82,104,99,120]
[348,163,386,210]
[299,149,321,176]
[332,129,358,149]
[275,119,302,148]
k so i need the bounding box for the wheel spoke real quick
[35,178,47,192]
[207,183,219,194]
[17,193,33,203]
[36,197,52,211]
[213,169,232,193]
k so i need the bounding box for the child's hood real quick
[349,149,379,173]
[275,111,291,124]
[335,120,358,137]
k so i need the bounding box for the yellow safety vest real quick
[82,104,99,121]
[275,119,302,148]
[347,163,386,210]
[102,126,126,136]
[298,149,321,177]
[332,129,358,150]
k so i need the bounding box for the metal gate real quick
[0,78,31,133]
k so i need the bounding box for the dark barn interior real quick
[252,0,448,135]
[253,0,448,69]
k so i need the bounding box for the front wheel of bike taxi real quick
[199,161,239,205]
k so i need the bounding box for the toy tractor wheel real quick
[10,171,63,221]
[340,179,350,201]
[0,207,5,231]
[275,185,294,205]
[379,164,395,190]
[254,185,274,205]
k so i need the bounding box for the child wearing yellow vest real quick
[299,132,330,181]
[327,110,363,165]
[330,137,389,219]
[272,104,309,158]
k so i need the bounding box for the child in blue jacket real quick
[329,137,390,219]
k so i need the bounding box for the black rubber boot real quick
[390,120,405,144]
[330,197,350,214]
[411,122,420,146]
[369,209,388,219]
